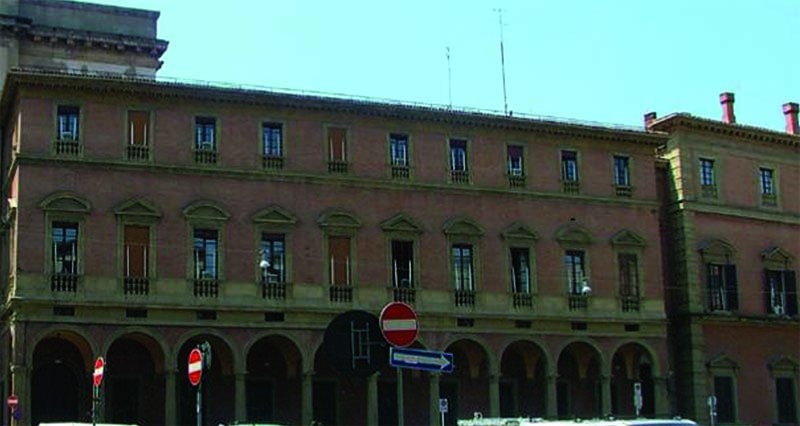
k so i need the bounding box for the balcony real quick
[762,193,777,206]
[615,185,632,197]
[262,281,287,300]
[621,296,640,312]
[392,165,410,180]
[262,155,285,170]
[193,278,218,297]
[568,294,589,311]
[51,273,79,292]
[562,180,580,194]
[126,145,150,161]
[194,149,218,165]
[124,277,149,296]
[450,170,470,184]
[393,287,416,304]
[328,160,349,174]
[701,184,718,198]
[508,174,526,189]
[512,292,533,309]
[455,289,476,307]
[329,285,352,303]
[55,139,82,157]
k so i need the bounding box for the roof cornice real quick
[650,113,799,147]
[1,69,668,146]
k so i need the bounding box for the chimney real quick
[720,92,736,123]
[783,102,799,135]
[644,112,657,129]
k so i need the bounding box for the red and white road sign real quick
[188,348,203,386]
[93,357,105,387]
[380,302,419,347]
[7,394,18,409]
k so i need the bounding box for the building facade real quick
[0,2,797,426]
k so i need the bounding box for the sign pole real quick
[396,367,404,426]
[196,379,202,426]
[92,385,98,426]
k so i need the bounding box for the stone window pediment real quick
[39,192,91,214]
[317,209,362,235]
[113,198,161,219]
[555,224,593,245]
[767,355,799,374]
[182,200,230,222]
[762,246,794,269]
[252,205,298,226]
[380,213,424,234]
[707,353,740,371]
[501,222,539,241]
[699,239,736,261]
[610,229,647,248]
[442,216,484,237]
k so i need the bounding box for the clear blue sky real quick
[95,0,797,132]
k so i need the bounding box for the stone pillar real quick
[165,369,176,425]
[653,376,669,418]
[429,373,441,426]
[367,373,379,425]
[235,372,246,423]
[546,374,558,418]
[489,375,500,417]
[302,371,313,426]
[10,364,28,426]
[600,375,611,417]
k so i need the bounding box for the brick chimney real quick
[720,92,736,124]
[783,102,799,135]
[643,112,657,129]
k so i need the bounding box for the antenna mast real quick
[446,46,452,108]
[494,8,508,115]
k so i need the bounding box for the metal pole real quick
[92,385,97,426]
[446,47,452,108]
[197,380,202,426]
[396,367,404,425]
[494,8,509,115]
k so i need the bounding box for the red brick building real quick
[0,1,797,426]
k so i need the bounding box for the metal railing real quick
[124,277,149,295]
[51,273,79,292]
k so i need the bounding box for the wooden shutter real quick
[329,236,350,285]
[724,264,738,311]
[785,270,798,316]
[124,225,149,277]
[328,127,346,161]
[128,111,149,146]
[764,269,775,314]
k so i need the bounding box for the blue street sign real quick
[390,347,454,373]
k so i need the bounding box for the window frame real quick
[252,205,298,287]
[502,222,539,297]
[56,104,81,141]
[561,150,579,182]
[507,144,525,177]
[40,193,91,279]
[193,227,220,280]
[758,164,779,207]
[183,201,230,285]
[700,240,738,313]
[53,103,83,157]
[262,121,284,158]
[389,133,410,167]
[555,224,594,297]
[698,155,720,199]
[194,116,218,151]
[114,198,161,294]
[51,221,80,275]
[443,217,484,296]
[318,210,362,288]
[613,154,631,187]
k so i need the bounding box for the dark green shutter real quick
[786,270,798,316]
[724,265,738,311]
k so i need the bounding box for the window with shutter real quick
[329,236,350,285]
[124,225,149,278]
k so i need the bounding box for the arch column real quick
[546,374,557,418]
[10,364,28,426]
[429,373,441,426]
[302,371,313,426]
[489,374,500,417]
[600,375,611,417]
[654,375,668,417]
[164,368,177,425]
[235,372,246,422]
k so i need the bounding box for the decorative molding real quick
[380,213,424,234]
[555,224,593,245]
[39,191,91,213]
[501,222,539,241]
[251,205,297,226]
[182,200,230,222]
[442,216,484,237]
[610,229,647,248]
[113,197,161,218]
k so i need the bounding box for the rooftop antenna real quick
[494,8,508,115]
[446,46,452,108]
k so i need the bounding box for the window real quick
[390,134,408,167]
[700,158,715,185]
[327,126,348,173]
[449,139,469,183]
[52,222,79,275]
[618,253,640,311]
[453,244,474,290]
[510,247,530,293]
[195,117,216,151]
[127,110,150,161]
[776,377,798,424]
[391,240,414,288]
[765,269,798,316]
[193,228,218,280]
[263,122,283,157]
[329,236,351,285]
[507,146,523,176]
[561,150,578,182]
[707,263,738,312]
[123,225,149,278]
[614,155,630,186]
[565,250,586,295]
[713,376,736,423]
[760,168,774,195]
[57,105,80,140]
[259,233,285,284]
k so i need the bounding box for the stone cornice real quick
[1,69,668,147]
[650,113,800,147]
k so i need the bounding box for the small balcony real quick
[329,285,352,302]
[392,165,410,180]
[328,160,349,174]
[508,174,526,189]
[51,273,79,292]
[194,149,218,165]
[193,278,218,297]
[512,292,533,309]
[563,180,580,194]
[55,139,82,157]
[568,294,589,311]
[450,170,470,184]
[701,184,718,198]
[262,155,285,170]
[615,185,632,197]
[126,145,151,161]
[393,286,416,304]
[620,296,640,312]
[761,193,777,206]
[455,289,476,307]
[124,277,150,296]
[262,281,287,300]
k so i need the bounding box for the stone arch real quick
[556,340,605,419]
[442,216,484,237]
[39,191,92,213]
[699,238,736,258]
[28,326,96,370]
[555,224,594,245]
[609,340,662,377]
[610,341,659,417]
[501,221,539,241]
[103,327,168,373]
[317,208,362,231]
[182,200,231,222]
[245,333,305,425]
[499,339,549,417]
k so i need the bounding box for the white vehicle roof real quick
[457,418,698,426]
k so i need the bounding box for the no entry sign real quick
[380,302,419,347]
[188,348,203,386]
[93,357,104,387]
